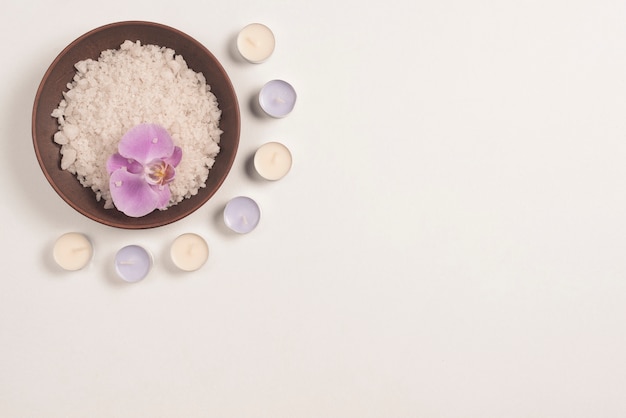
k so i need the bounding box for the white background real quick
[2,0,626,417]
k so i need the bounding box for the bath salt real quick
[51,40,223,210]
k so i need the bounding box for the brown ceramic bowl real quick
[32,21,240,229]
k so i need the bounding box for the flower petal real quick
[106,153,143,175]
[109,169,161,217]
[118,123,175,165]
[164,146,183,167]
[153,184,171,210]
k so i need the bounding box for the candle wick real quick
[245,37,257,47]
[119,260,135,266]
[275,96,285,104]
[72,247,87,253]
[187,245,194,255]
[271,152,278,163]
[242,215,248,225]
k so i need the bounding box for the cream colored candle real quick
[254,142,292,180]
[170,233,209,271]
[53,232,93,271]
[236,23,275,63]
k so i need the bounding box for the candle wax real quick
[237,23,275,63]
[254,142,292,180]
[53,232,93,271]
[170,233,209,271]
[258,80,297,118]
[223,196,261,234]
[114,245,152,283]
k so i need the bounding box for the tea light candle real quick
[258,80,297,118]
[114,245,152,283]
[53,232,93,271]
[224,196,261,234]
[237,23,275,63]
[170,233,209,271]
[254,142,292,180]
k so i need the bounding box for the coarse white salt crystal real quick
[74,60,88,74]
[61,148,77,170]
[51,40,223,209]
[53,131,68,145]
[63,123,79,140]
[161,69,174,80]
[168,60,181,74]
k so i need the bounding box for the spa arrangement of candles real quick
[230,21,295,232]
[236,23,297,119]
[53,232,211,281]
[51,22,297,282]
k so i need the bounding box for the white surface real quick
[2,0,626,416]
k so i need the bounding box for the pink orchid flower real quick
[106,124,182,217]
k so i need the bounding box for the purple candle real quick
[223,196,261,234]
[114,245,152,282]
[258,80,297,118]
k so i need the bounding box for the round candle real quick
[258,80,297,118]
[254,142,292,180]
[53,232,93,271]
[114,245,152,283]
[237,23,275,63]
[170,233,209,271]
[223,196,261,234]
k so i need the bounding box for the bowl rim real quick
[32,20,240,229]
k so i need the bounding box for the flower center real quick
[145,160,176,186]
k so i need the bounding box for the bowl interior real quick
[32,21,240,229]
